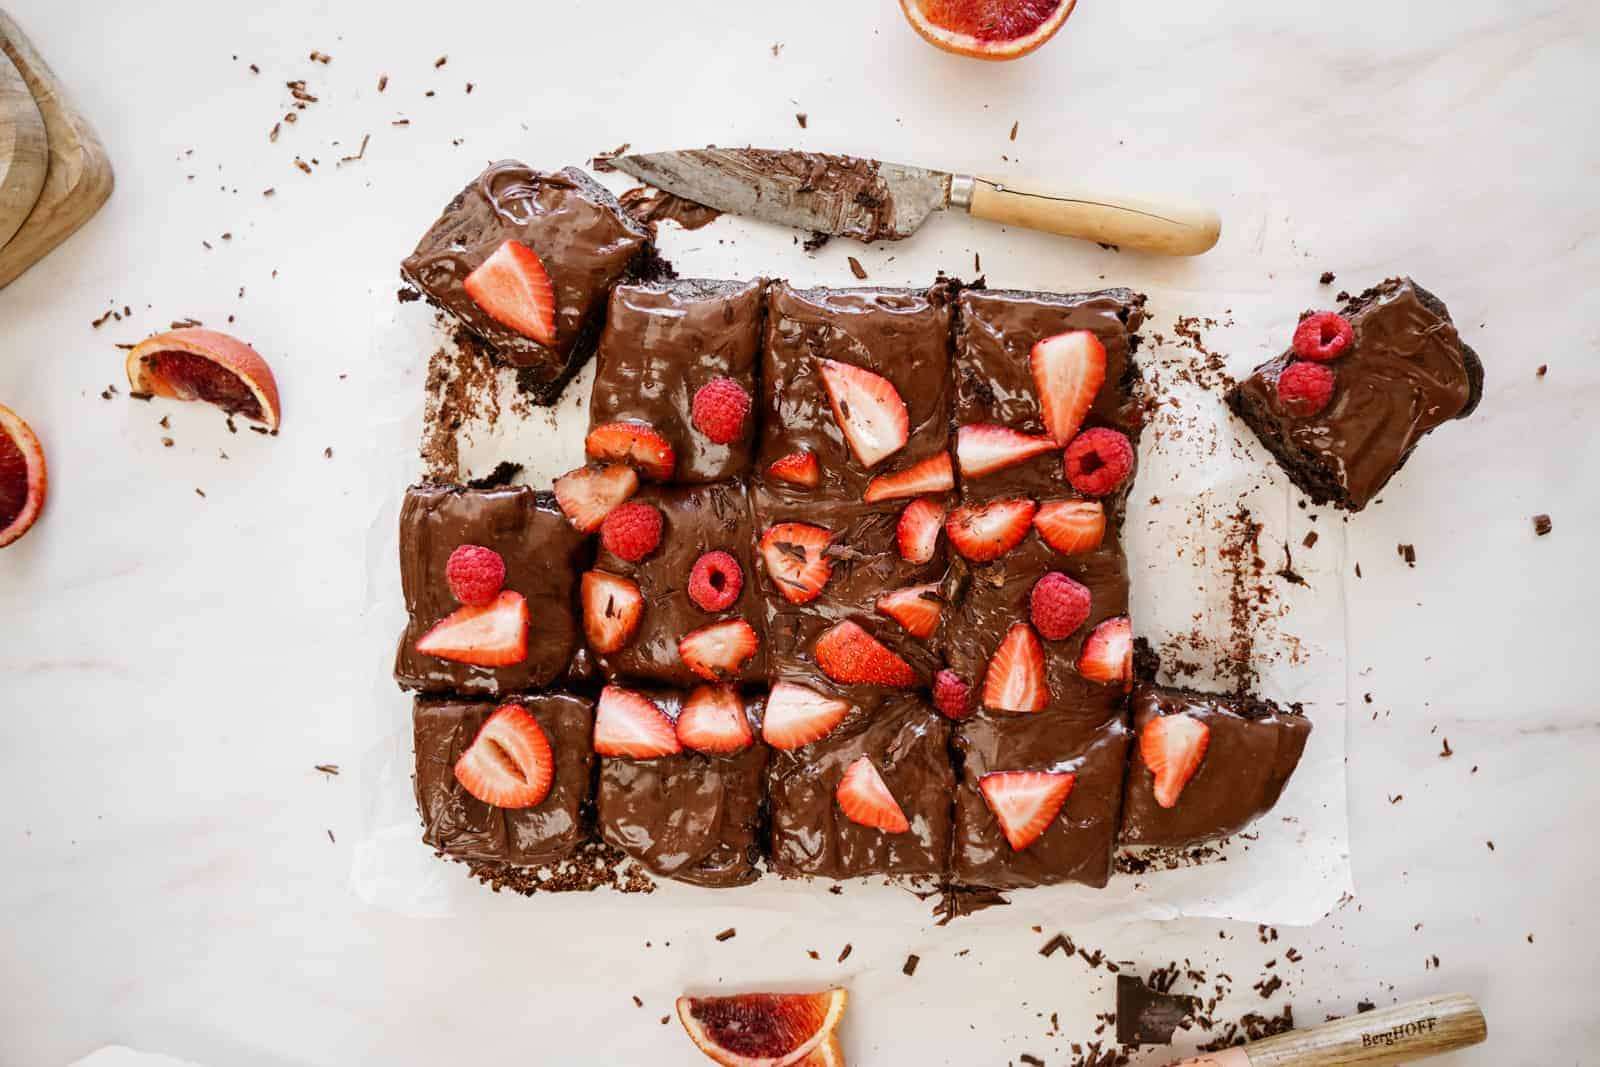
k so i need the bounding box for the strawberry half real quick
[864,451,954,503]
[553,464,638,533]
[1140,713,1211,808]
[676,685,755,755]
[678,618,760,681]
[836,756,910,833]
[1030,329,1106,445]
[1078,615,1133,689]
[956,425,1059,478]
[814,620,918,688]
[876,583,942,640]
[594,685,682,758]
[763,682,850,750]
[462,239,557,345]
[1033,499,1106,555]
[760,523,835,605]
[945,498,1038,563]
[816,357,909,468]
[896,498,946,564]
[769,449,822,488]
[978,770,1077,851]
[414,590,529,667]
[982,622,1048,712]
[581,570,643,654]
[453,704,554,809]
[585,421,676,481]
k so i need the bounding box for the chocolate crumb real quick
[1020,1056,1044,1066]
[314,764,340,775]
[902,954,919,976]
[465,82,474,94]
[802,231,830,252]
[1319,271,1336,284]
[837,943,852,962]
[249,63,260,74]
[807,950,819,960]
[1536,364,1547,377]
[294,158,312,174]
[1010,121,1019,141]
[795,112,807,129]
[433,54,447,68]
[467,461,523,489]
[1357,1000,1376,1013]
[309,50,331,64]
[377,74,388,91]
[715,927,737,942]
[847,256,868,280]
[1486,840,1495,850]
[771,42,784,56]
[392,118,410,127]
[1389,794,1403,804]
[1533,514,1552,536]
[326,829,335,843]
[1439,737,1452,758]
[1302,531,1318,549]
[1397,543,1416,566]
[324,447,333,459]
[263,187,275,197]
[631,995,642,1007]
[1040,933,1076,958]
[159,416,170,429]
[161,437,174,448]
[337,133,371,166]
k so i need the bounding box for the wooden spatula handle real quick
[1169,993,1487,1066]
[962,175,1220,256]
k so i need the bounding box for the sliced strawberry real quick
[1078,615,1133,689]
[585,421,676,481]
[769,449,822,488]
[581,570,643,654]
[945,498,1038,563]
[1030,329,1106,445]
[1140,713,1211,808]
[816,357,909,468]
[414,590,528,667]
[814,620,918,687]
[678,618,760,681]
[836,756,911,833]
[956,425,1058,478]
[594,685,681,758]
[676,685,755,755]
[896,498,945,564]
[864,451,954,503]
[978,770,1077,851]
[981,622,1048,712]
[453,704,553,808]
[760,523,834,605]
[1033,499,1105,555]
[553,464,638,533]
[462,239,557,345]
[762,682,850,750]
[875,583,942,640]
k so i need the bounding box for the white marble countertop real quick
[3,1,1596,1063]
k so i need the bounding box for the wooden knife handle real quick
[963,175,1220,256]
[1169,994,1487,1066]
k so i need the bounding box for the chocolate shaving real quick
[847,256,868,280]
[715,927,737,942]
[1533,514,1552,536]
[313,763,340,776]
[901,954,919,976]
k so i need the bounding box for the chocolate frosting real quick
[767,696,953,879]
[1119,685,1312,847]
[592,481,768,686]
[395,485,589,695]
[1229,278,1482,510]
[597,689,769,887]
[589,278,767,484]
[675,149,897,242]
[414,693,594,864]
[401,162,650,384]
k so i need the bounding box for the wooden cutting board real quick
[0,9,112,288]
[0,43,45,250]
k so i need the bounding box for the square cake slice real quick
[589,278,767,483]
[596,687,769,888]
[1119,684,1312,847]
[401,162,652,402]
[414,692,594,865]
[395,484,590,695]
[587,482,767,687]
[1227,277,1485,511]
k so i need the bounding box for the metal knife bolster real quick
[949,174,975,212]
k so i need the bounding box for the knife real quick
[611,147,1220,256]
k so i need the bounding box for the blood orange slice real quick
[126,327,282,430]
[0,403,46,549]
[899,0,1077,61]
[677,989,848,1067]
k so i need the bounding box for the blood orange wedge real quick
[899,0,1077,61]
[126,327,282,430]
[678,989,848,1067]
[798,1035,845,1066]
[0,403,46,549]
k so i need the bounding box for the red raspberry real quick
[600,502,663,562]
[1276,360,1336,417]
[1029,572,1092,641]
[1291,311,1354,361]
[691,377,752,445]
[445,544,506,606]
[687,550,744,612]
[1063,427,1135,497]
[932,669,974,720]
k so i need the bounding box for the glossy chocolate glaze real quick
[597,689,769,887]
[955,287,1147,504]
[1229,278,1483,510]
[414,692,594,864]
[401,162,650,391]
[767,696,953,879]
[757,281,954,503]
[395,485,590,695]
[951,714,1130,888]
[589,278,767,483]
[592,481,768,686]
[1119,684,1312,847]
